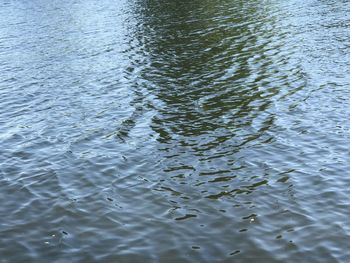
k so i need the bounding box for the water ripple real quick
[1,0,350,262]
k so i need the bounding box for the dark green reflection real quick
[128,0,297,149]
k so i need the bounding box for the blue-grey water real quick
[1,0,350,262]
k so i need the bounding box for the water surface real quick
[1,0,350,262]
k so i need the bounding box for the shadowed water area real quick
[1,0,350,262]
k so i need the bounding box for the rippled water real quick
[1,0,350,262]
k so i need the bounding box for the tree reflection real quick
[126,0,290,148]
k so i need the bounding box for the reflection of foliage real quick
[128,1,261,138]
[126,0,303,148]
